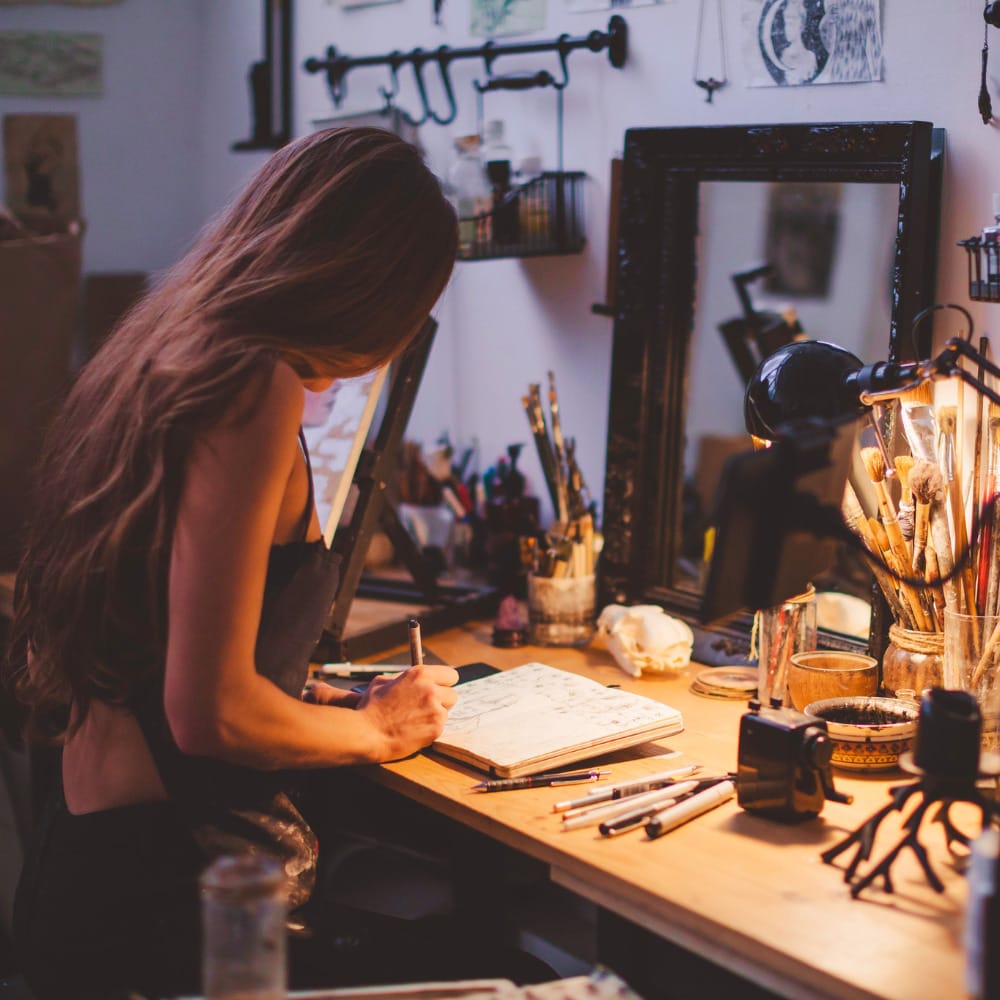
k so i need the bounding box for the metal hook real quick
[378,50,403,109]
[410,47,457,126]
[554,34,571,90]
[320,46,347,106]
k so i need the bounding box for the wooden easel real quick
[320,318,497,662]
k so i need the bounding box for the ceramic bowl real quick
[803,696,919,772]
[786,650,878,712]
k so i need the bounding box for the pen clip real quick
[550,774,599,786]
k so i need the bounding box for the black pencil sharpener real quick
[736,700,852,823]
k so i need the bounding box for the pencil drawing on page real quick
[435,662,684,776]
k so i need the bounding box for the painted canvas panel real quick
[302,368,389,546]
[471,0,546,38]
[742,0,882,88]
[3,114,80,228]
[0,31,102,96]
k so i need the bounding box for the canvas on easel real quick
[302,367,389,547]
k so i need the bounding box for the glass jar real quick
[882,624,944,698]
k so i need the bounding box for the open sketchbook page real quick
[433,662,684,778]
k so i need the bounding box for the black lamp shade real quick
[744,340,868,439]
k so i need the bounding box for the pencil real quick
[408,617,424,668]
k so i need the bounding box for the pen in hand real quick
[408,617,424,668]
[472,769,613,792]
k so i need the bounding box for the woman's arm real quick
[163,361,457,770]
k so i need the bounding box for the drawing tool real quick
[547,370,570,522]
[560,781,700,831]
[318,663,407,679]
[644,780,736,839]
[552,764,701,813]
[522,392,561,515]
[408,617,424,668]
[471,769,612,792]
[599,777,732,837]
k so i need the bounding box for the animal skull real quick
[594,604,694,677]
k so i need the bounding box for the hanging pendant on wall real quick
[982,2,996,123]
[693,0,727,103]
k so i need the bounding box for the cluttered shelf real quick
[358,621,978,1000]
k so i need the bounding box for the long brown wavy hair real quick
[6,127,457,743]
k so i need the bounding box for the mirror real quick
[600,122,944,662]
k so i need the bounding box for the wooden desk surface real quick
[363,622,976,1000]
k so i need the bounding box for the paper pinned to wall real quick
[742,0,883,88]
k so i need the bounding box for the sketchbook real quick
[431,662,684,778]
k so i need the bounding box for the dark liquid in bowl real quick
[815,705,912,726]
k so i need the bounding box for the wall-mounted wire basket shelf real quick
[458,171,586,261]
[959,236,1000,302]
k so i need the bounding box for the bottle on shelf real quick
[448,134,492,254]
[481,119,520,246]
[982,193,1000,298]
[516,154,549,244]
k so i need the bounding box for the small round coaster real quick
[690,666,758,700]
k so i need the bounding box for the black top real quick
[129,429,341,907]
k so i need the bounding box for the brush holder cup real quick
[942,610,1000,755]
[527,573,596,647]
[754,586,817,708]
[883,624,944,700]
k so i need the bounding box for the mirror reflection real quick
[679,180,900,637]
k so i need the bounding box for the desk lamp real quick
[702,305,1000,625]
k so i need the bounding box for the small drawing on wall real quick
[471,0,546,38]
[762,182,842,299]
[326,0,401,9]
[741,0,882,88]
[3,114,80,228]
[566,0,670,12]
[0,31,102,96]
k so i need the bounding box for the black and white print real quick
[742,0,882,88]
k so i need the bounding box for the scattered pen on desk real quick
[472,769,612,792]
[644,780,736,840]
[560,781,701,831]
[598,777,730,838]
[552,764,701,813]
[408,617,424,668]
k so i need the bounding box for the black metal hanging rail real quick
[303,15,627,126]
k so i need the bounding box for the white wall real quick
[4,0,999,528]
[0,0,206,274]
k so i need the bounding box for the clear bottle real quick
[200,854,288,999]
[447,135,492,254]
[983,193,1000,297]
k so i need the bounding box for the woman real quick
[6,127,462,999]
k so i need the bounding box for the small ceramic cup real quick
[786,650,878,713]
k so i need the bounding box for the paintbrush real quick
[894,454,915,540]
[938,405,977,614]
[871,516,932,631]
[899,381,938,463]
[842,482,913,627]
[861,446,913,571]
[924,546,946,631]
[909,459,960,616]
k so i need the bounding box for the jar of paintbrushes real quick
[843,380,990,712]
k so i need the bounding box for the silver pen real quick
[552,764,701,813]
[561,780,700,831]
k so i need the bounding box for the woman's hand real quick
[302,681,361,708]
[356,664,460,761]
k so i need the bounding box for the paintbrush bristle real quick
[909,458,945,504]
[894,454,914,484]
[938,406,957,434]
[861,446,886,483]
[898,382,935,406]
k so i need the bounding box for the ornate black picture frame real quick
[599,121,944,661]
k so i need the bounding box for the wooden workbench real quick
[362,621,981,1000]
